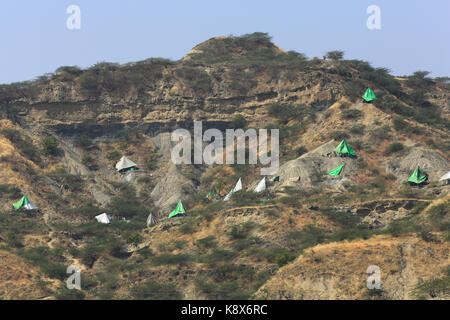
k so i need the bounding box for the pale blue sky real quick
[1,0,449,84]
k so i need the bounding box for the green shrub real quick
[127,233,143,245]
[21,247,67,280]
[54,287,85,300]
[42,136,59,155]
[76,134,92,149]
[349,125,365,135]
[0,128,22,143]
[77,71,99,94]
[370,125,391,141]
[293,146,308,157]
[428,203,449,230]
[197,236,217,249]
[341,109,363,120]
[108,192,147,219]
[267,104,311,125]
[231,190,261,207]
[385,142,405,155]
[393,117,407,131]
[152,254,191,266]
[0,184,21,199]
[195,278,250,300]
[6,230,23,248]
[106,150,121,161]
[254,247,290,263]
[356,158,368,169]
[275,252,296,267]
[199,249,235,265]
[361,67,401,96]
[288,225,328,249]
[175,66,212,95]
[419,230,437,242]
[58,174,84,192]
[325,50,344,61]
[350,139,364,151]
[228,222,255,240]
[385,219,418,237]
[137,176,151,184]
[145,152,159,170]
[411,275,450,299]
[138,247,154,258]
[230,115,248,129]
[81,154,97,170]
[0,129,41,163]
[178,220,196,234]
[174,240,187,250]
[329,131,349,141]
[330,226,374,242]
[131,280,182,300]
[320,208,361,228]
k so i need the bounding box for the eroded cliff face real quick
[16,67,343,129]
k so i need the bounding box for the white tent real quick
[115,156,138,172]
[224,178,242,201]
[146,213,157,227]
[439,171,450,182]
[95,213,111,224]
[254,177,266,193]
[23,201,38,210]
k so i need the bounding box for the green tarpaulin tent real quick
[206,189,219,199]
[362,88,376,102]
[334,139,356,157]
[407,166,428,184]
[12,196,38,211]
[328,164,345,176]
[273,176,280,182]
[168,201,185,218]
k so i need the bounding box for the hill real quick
[0,32,448,300]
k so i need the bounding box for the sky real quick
[0,0,449,84]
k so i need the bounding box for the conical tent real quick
[95,213,111,224]
[439,171,450,181]
[407,166,428,184]
[223,178,242,201]
[146,213,157,227]
[12,196,38,211]
[254,177,266,192]
[115,156,138,172]
[362,88,376,102]
[168,201,185,218]
[328,164,345,176]
[272,176,280,182]
[334,139,356,157]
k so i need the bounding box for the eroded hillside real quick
[0,33,448,300]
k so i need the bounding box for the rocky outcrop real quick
[254,236,449,300]
[382,148,449,183]
[150,162,195,216]
[275,140,356,188]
